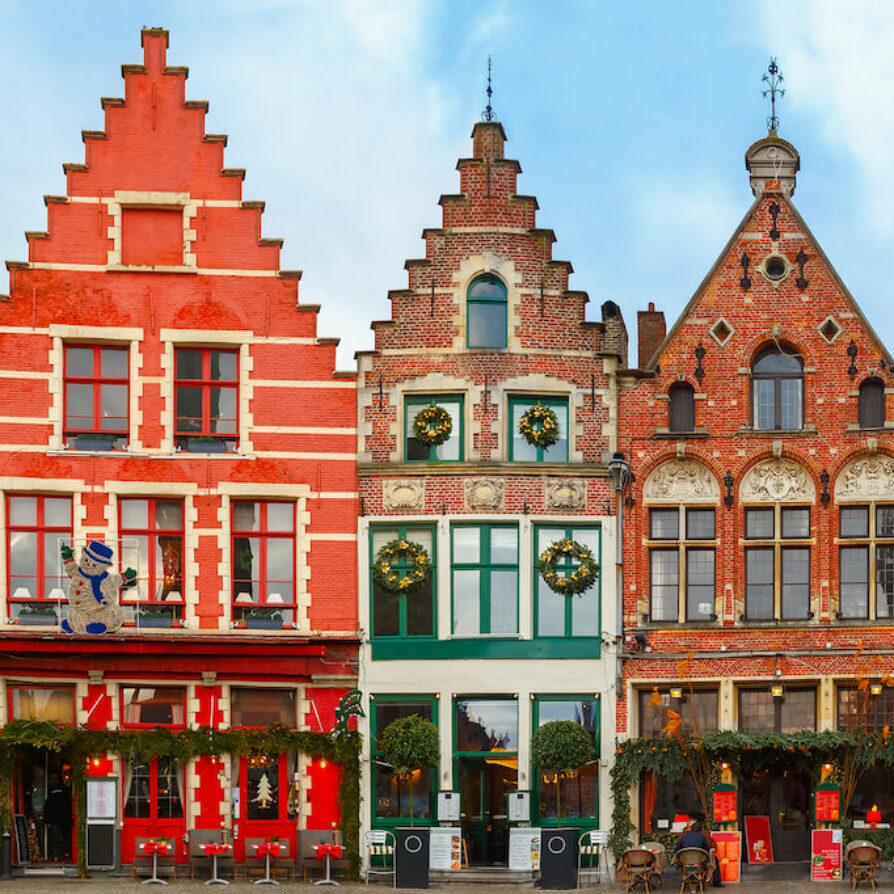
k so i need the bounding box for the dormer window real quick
[467,275,507,349]
[668,382,695,433]
[752,347,803,431]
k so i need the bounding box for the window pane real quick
[11,688,75,724]
[779,378,802,429]
[510,402,538,463]
[210,351,237,381]
[542,403,568,461]
[753,351,802,374]
[406,581,434,636]
[781,690,816,733]
[739,690,774,732]
[859,379,885,429]
[453,570,480,635]
[669,385,695,433]
[66,346,94,377]
[878,506,894,538]
[209,387,237,432]
[781,507,810,539]
[175,349,203,379]
[540,764,597,820]
[9,496,37,526]
[175,386,203,431]
[43,532,67,598]
[745,508,774,539]
[233,502,259,532]
[156,501,183,530]
[99,384,127,430]
[538,577,566,636]
[489,570,517,634]
[571,582,599,636]
[455,699,518,752]
[877,544,894,619]
[265,538,294,585]
[468,277,506,301]
[124,758,150,818]
[231,689,295,727]
[650,550,678,621]
[436,400,462,461]
[649,509,679,540]
[686,509,715,540]
[781,547,810,619]
[10,532,37,576]
[490,527,518,564]
[753,379,775,430]
[841,507,869,538]
[121,499,149,530]
[44,498,71,528]
[745,548,774,619]
[468,301,506,348]
[452,527,480,564]
[100,348,128,378]
[373,584,400,636]
[245,753,278,820]
[121,687,185,726]
[266,503,293,532]
[840,546,869,619]
[65,383,94,427]
[538,700,598,745]
[686,548,714,620]
[156,758,183,819]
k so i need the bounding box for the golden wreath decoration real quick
[518,404,559,449]
[413,404,453,448]
[373,539,432,593]
[538,539,598,596]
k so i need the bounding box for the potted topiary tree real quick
[531,720,594,889]
[380,713,439,888]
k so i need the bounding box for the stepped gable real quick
[369,120,602,356]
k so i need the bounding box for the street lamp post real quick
[608,452,632,641]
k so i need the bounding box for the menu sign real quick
[811,829,843,881]
[712,831,741,884]
[815,786,841,823]
[429,828,463,870]
[712,787,738,824]
[508,828,541,871]
[743,816,773,864]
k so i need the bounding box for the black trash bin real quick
[540,828,579,890]
[396,827,430,888]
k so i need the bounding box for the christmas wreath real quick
[413,404,453,447]
[538,539,598,595]
[373,539,432,593]
[518,404,560,449]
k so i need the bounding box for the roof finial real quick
[762,57,785,133]
[482,55,495,122]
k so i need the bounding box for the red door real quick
[236,752,297,862]
[121,757,187,863]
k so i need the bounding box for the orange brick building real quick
[0,30,357,870]
[617,127,894,859]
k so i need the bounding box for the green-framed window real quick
[467,274,508,349]
[454,696,519,753]
[533,695,600,826]
[370,524,436,639]
[534,524,600,637]
[404,395,464,462]
[509,396,569,462]
[370,695,438,825]
[451,524,519,636]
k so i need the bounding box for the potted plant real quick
[244,608,284,630]
[531,720,593,889]
[71,433,116,451]
[17,604,58,626]
[380,713,439,888]
[185,436,229,453]
[136,606,174,629]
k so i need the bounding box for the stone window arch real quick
[466,274,507,349]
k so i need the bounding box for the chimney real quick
[637,302,665,369]
[600,301,628,367]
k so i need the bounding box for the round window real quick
[764,255,787,280]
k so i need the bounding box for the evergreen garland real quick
[412,405,452,447]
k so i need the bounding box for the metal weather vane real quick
[482,55,495,122]
[762,57,785,133]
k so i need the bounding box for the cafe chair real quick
[577,830,609,886]
[847,842,881,890]
[365,830,396,886]
[187,829,235,881]
[131,836,177,882]
[675,847,709,894]
[244,837,293,882]
[618,848,656,894]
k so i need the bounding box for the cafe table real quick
[253,841,283,886]
[201,842,231,886]
[142,839,171,886]
[313,843,343,886]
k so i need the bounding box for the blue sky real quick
[0,1,891,368]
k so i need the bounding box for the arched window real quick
[668,382,695,433]
[859,377,885,430]
[751,347,803,431]
[467,275,507,349]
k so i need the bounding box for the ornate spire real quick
[762,57,785,133]
[482,55,495,122]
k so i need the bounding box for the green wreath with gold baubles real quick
[538,539,598,595]
[518,404,559,449]
[413,405,452,447]
[373,539,432,593]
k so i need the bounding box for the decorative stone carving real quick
[383,479,424,511]
[545,478,586,510]
[739,459,815,502]
[464,477,504,511]
[835,455,894,501]
[643,459,719,504]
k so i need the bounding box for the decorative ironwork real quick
[694,342,707,384]
[482,55,495,122]
[723,470,735,509]
[847,339,859,379]
[820,469,831,507]
[334,689,364,736]
[795,250,809,291]
[625,473,636,510]
[740,252,752,290]
[762,57,785,132]
[768,202,781,240]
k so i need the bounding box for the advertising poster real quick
[743,816,773,864]
[712,831,742,884]
[810,829,842,882]
[429,828,463,870]
[508,827,541,871]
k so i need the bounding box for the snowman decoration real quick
[60,541,135,635]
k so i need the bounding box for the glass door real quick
[456,757,517,865]
[19,748,74,863]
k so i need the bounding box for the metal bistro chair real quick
[675,847,709,894]
[619,847,656,894]
[578,831,609,887]
[847,842,881,890]
[365,830,396,886]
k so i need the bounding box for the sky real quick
[0,0,892,369]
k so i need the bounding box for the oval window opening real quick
[765,256,786,280]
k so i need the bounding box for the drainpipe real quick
[608,452,632,696]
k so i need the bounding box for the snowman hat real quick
[83,540,114,566]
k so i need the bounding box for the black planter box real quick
[73,436,115,451]
[138,617,173,628]
[186,439,229,453]
[395,827,429,889]
[540,828,579,890]
[17,614,57,626]
[244,618,284,630]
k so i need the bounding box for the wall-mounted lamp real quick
[669,688,683,700]
[823,763,833,772]
[871,683,883,696]
[771,684,784,698]
[720,762,730,770]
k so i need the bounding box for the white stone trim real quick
[49,336,64,450]
[251,425,356,435]
[48,324,144,341]
[251,380,355,389]
[184,495,200,629]
[0,370,52,380]
[159,329,253,344]
[452,253,524,352]
[0,416,49,425]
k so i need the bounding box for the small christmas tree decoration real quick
[253,772,274,809]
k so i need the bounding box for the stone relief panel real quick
[545,478,586,511]
[382,479,424,511]
[643,459,719,504]
[835,455,894,501]
[739,458,815,503]
[464,477,504,511]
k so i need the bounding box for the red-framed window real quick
[121,686,186,729]
[123,757,185,821]
[231,688,297,729]
[119,499,184,622]
[232,502,296,627]
[8,684,76,725]
[174,347,238,450]
[64,344,128,449]
[7,495,72,620]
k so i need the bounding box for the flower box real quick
[18,614,57,626]
[138,616,174,629]
[186,438,229,453]
[244,618,284,630]
[72,435,116,451]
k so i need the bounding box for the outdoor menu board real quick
[743,815,773,864]
[508,827,541,871]
[815,785,841,823]
[429,827,463,870]
[437,791,461,822]
[508,790,530,822]
[712,831,742,884]
[810,829,843,881]
[712,785,738,824]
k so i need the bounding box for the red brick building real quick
[0,29,357,870]
[356,119,624,862]
[617,127,894,859]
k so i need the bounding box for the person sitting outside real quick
[676,821,722,888]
